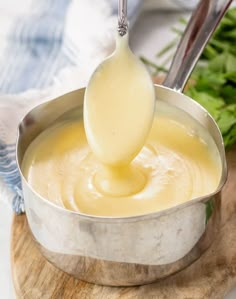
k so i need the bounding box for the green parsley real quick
[142,8,236,148]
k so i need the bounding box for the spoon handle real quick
[118,0,128,36]
[163,0,233,92]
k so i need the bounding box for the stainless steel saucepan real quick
[16,0,231,286]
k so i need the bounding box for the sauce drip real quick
[84,34,155,197]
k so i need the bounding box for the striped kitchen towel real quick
[0,0,142,214]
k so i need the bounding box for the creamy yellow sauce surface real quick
[22,103,221,217]
[22,35,221,217]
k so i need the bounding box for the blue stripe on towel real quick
[0,0,73,93]
[0,140,23,214]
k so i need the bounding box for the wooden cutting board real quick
[11,146,236,299]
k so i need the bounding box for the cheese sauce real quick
[84,34,156,197]
[84,34,155,166]
[22,102,221,217]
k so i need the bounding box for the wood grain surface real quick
[11,146,236,299]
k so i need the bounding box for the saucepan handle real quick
[163,0,233,92]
